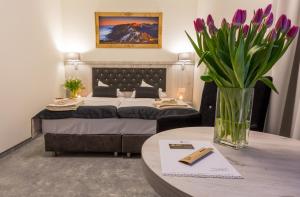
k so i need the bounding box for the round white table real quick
[141,127,300,197]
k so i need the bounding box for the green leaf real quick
[196,32,202,51]
[197,51,208,67]
[185,31,202,57]
[259,77,278,94]
[233,38,245,88]
[200,75,213,82]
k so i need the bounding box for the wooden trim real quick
[95,12,163,48]
[64,60,194,66]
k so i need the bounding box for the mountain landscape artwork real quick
[95,12,162,48]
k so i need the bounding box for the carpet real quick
[0,136,159,197]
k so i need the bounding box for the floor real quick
[0,136,159,197]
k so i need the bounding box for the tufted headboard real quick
[92,67,166,92]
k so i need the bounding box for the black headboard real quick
[92,67,166,91]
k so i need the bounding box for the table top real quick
[142,127,300,197]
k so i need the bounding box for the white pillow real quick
[159,89,168,98]
[117,89,125,97]
[98,80,109,87]
[141,80,153,87]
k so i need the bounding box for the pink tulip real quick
[208,24,218,35]
[267,29,277,42]
[283,19,291,33]
[243,25,250,36]
[232,9,247,26]
[221,18,230,29]
[263,4,272,17]
[287,26,299,39]
[252,8,264,25]
[194,18,205,32]
[275,15,287,32]
[207,15,214,26]
[265,13,273,28]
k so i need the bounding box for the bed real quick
[33,68,198,155]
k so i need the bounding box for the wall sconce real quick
[178,52,193,71]
[177,88,186,101]
[64,52,81,70]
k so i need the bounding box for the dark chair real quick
[157,77,272,132]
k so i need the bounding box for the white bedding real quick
[83,97,121,107]
[118,98,155,108]
[42,97,193,135]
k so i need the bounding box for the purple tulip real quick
[275,15,287,32]
[243,25,250,36]
[207,14,214,26]
[232,9,247,26]
[263,4,272,17]
[287,26,299,39]
[221,18,226,26]
[265,13,273,28]
[252,8,264,25]
[283,19,291,33]
[208,24,218,35]
[221,18,230,29]
[267,29,277,42]
[194,18,205,32]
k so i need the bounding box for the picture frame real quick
[95,12,162,48]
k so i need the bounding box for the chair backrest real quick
[199,77,272,131]
[199,82,218,127]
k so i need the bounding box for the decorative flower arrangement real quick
[64,78,85,99]
[186,4,299,148]
[187,4,298,90]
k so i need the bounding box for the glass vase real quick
[69,90,78,99]
[214,87,254,149]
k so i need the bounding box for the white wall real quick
[0,0,65,153]
[61,0,197,101]
[60,0,197,61]
[193,0,272,109]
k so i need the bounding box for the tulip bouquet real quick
[64,78,85,99]
[186,4,299,148]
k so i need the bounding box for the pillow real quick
[141,80,153,87]
[97,80,125,97]
[131,80,167,98]
[98,80,109,87]
[135,87,159,98]
[131,88,167,98]
[93,87,117,97]
[117,89,125,97]
[159,89,168,98]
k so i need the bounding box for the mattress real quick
[36,97,197,120]
[38,97,196,135]
[42,118,156,135]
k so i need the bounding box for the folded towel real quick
[46,98,84,111]
[154,99,188,109]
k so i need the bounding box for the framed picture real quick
[95,12,162,48]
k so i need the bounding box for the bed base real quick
[44,133,152,156]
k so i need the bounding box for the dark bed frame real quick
[42,67,167,156]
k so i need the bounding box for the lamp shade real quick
[64,52,80,62]
[178,52,193,62]
[177,87,186,100]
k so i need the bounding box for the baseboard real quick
[0,135,40,158]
